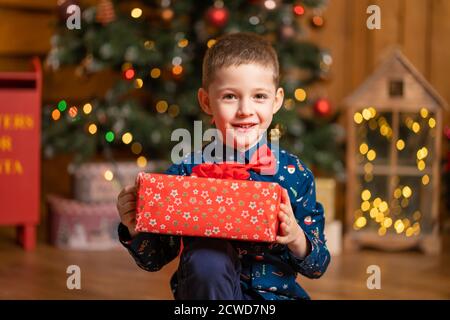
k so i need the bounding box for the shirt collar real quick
[206,134,271,164]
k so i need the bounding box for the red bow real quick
[191,144,276,180]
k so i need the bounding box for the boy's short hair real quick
[202,32,280,89]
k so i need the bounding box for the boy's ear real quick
[272,87,284,114]
[198,88,213,115]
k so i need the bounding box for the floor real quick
[0,229,449,300]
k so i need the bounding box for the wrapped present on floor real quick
[135,172,282,242]
[72,161,168,203]
[47,195,121,250]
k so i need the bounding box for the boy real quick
[116,32,330,300]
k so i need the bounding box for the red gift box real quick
[135,172,282,242]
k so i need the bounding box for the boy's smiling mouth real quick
[231,122,258,131]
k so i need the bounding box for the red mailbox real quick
[0,58,42,250]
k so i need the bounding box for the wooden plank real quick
[402,0,428,75]
[429,0,450,107]
[0,0,56,10]
[371,0,401,70]
[43,67,120,103]
[347,0,371,93]
[307,0,348,107]
[0,8,54,56]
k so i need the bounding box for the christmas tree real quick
[43,0,344,174]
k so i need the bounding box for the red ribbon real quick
[191,144,276,180]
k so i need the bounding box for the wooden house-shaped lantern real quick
[343,50,447,254]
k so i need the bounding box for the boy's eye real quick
[223,94,237,100]
[255,94,268,100]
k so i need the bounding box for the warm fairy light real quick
[284,99,294,110]
[402,186,412,198]
[413,211,421,221]
[378,227,387,236]
[396,139,405,150]
[353,112,363,124]
[156,100,168,113]
[401,198,409,208]
[131,142,142,154]
[370,208,378,218]
[367,149,376,161]
[137,156,147,168]
[312,15,324,27]
[51,109,61,121]
[417,147,428,160]
[420,108,429,118]
[412,122,420,133]
[362,108,372,120]
[373,197,382,208]
[83,103,92,114]
[207,39,217,48]
[359,143,369,155]
[168,104,180,117]
[122,62,132,71]
[417,160,426,171]
[405,227,414,237]
[364,173,373,182]
[403,218,411,229]
[355,217,367,228]
[393,188,402,199]
[361,189,371,201]
[131,8,143,18]
[144,40,155,50]
[104,170,114,181]
[364,163,373,173]
[161,8,174,20]
[135,78,143,89]
[361,201,371,212]
[428,117,436,128]
[422,174,430,185]
[264,0,276,10]
[375,212,384,223]
[394,219,405,233]
[172,65,183,75]
[150,68,161,78]
[378,201,388,213]
[68,106,78,118]
[383,218,393,228]
[380,124,389,136]
[122,132,133,144]
[178,39,189,48]
[294,88,307,102]
[88,124,97,134]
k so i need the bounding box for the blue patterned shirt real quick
[118,137,330,300]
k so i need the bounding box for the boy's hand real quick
[276,188,311,259]
[117,185,139,238]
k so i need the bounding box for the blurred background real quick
[0,0,449,299]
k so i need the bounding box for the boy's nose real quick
[237,99,254,117]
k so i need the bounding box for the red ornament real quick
[314,98,331,117]
[206,6,229,28]
[124,68,135,80]
[293,4,305,16]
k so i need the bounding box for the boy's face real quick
[198,63,284,151]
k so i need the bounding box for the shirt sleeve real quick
[117,163,185,272]
[283,157,331,279]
